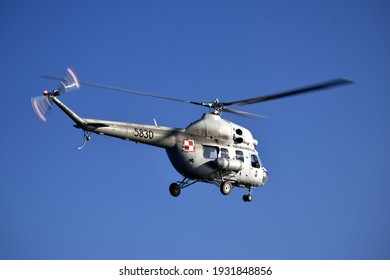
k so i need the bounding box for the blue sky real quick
[1,0,389,259]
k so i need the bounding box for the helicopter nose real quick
[262,167,269,185]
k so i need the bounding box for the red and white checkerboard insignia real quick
[182,139,195,152]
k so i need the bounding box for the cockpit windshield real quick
[251,154,261,168]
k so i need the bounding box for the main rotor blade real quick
[42,75,200,105]
[224,107,268,119]
[81,80,201,105]
[223,78,355,106]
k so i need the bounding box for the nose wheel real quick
[243,194,252,202]
[243,188,253,202]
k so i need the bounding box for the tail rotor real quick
[31,95,53,123]
[31,67,80,122]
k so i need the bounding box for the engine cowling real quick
[213,158,243,172]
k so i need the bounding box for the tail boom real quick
[51,96,86,128]
[80,118,181,149]
[51,96,180,149]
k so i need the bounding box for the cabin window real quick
[251,154,260,168]
[203,146,218,159]
[235,150,244,162]
[221,148,229,159]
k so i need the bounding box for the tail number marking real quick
[134,128,154,139]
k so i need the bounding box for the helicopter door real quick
[235,150,244,162]
[234,150,250,180]
[220,148,229,159]
[249,154,261,184]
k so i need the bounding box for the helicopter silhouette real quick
[31,68,354,202]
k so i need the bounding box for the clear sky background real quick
[1,0,389,260]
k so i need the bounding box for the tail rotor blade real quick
[31,96,53,122]
[42,67,80,93]
[58,67,80,93]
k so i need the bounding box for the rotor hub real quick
[202,98,226,116]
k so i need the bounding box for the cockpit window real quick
[235,150,244,162]
[203,146,218,159]
[251,154,260,168]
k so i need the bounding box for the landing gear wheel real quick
[243,194,253,202]
[220,181,232,195]
[169,183,181,197]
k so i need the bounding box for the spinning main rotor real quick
[36,68,354,122]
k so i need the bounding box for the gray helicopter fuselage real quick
[166,113,268,188]
[85,113,268,189]
[52,96,268,189]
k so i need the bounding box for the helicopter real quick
[31,68,354,202]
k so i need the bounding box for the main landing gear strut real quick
[220,181,253,202]
[169,179,253,202]
[169,178,197,197]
